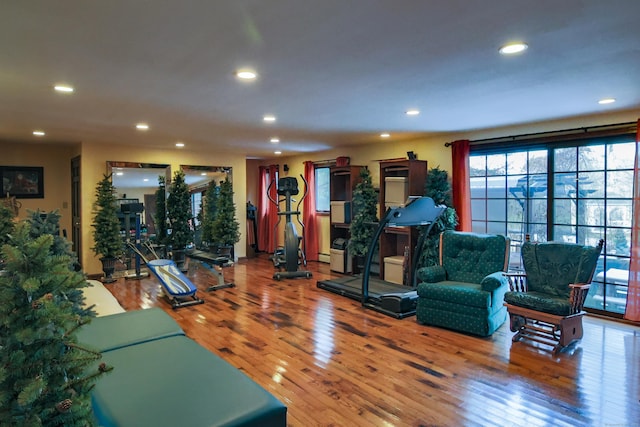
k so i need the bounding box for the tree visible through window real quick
[315,166,330,212]
[470,135,635,316]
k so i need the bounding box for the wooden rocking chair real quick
[504,236,603,354]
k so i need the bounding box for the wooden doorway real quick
[71,155,82,267]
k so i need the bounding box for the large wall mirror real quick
[106,161,232,238]
[107,161,171,236]
[180,165,232,226]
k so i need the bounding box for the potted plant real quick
[348,167,378,271]
[0,221,112,426]
[0,201,16,269]
[210,177,240,258]
[199,179,219,251]
[418,166,458,267]
[154,175,168,246]
[91,174,123,283]
[166,169,193,269]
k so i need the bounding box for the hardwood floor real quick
[105,255,640,427]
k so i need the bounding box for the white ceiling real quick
[1,1,639,158]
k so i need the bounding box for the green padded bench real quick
[78,309,287,426]
[92,335,287,427]
[77,307,185,352]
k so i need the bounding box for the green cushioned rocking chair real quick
[504,236,603,354]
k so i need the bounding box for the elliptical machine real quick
[268,175,312,280]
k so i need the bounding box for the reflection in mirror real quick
[180,165,231,189]
[180,165,233,248]
[107,161,171,237]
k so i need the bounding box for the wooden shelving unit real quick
[329,165,364,273]
[377,159,428,283]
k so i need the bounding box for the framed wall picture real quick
[1,166,44,198]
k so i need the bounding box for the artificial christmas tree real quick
[154,175,168,246]
[166,169,193,269]
[0,201,16,269]
[419,166,458,267]
[210,177,239,257]
[199,179,219,250]
[0,220,111,426]
[91,174,123,283]
[348,167,379,267]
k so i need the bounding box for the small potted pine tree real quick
[91,174,123,283]
[348,167,379,272]
[210,177,240,258]
[154,175,168,246]
[199,179,219,251]
[0,220,112,426]
[166,169,193,269]
[419,166,458,267]
[0,201,16,269]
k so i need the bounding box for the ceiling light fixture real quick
[54,84,74,93]
[405,109,420,116]
[499,42,528,55]
[33,130,45,136]
[270,137,280,143]
[263,115,276,123]
[235,70,257,80]
[143,178,149,182]
[274,150,282,155]
[136,123,149,130]
[380,133,390,138]
[598,98,616,105]
[175,142,185,148]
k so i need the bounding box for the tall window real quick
[190,191,203,226]
[470,134,635,316]
[315,166,330,212]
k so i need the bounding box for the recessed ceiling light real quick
[598,98,616,105]
[235,70,257,80]
[136,123,149,130]
[33,130,45,136]
[263,115,276,123]
[175,142,185,148]
[499,42,528,55]
[54,84,74,93]
[200,172,207,176]
[274,150,282,155]
[143,178,149,182]
[380,133,390,138]
[405,109,420,116]
[270,137,280,143]
[115,172,124,176]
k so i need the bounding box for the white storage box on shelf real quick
[330,248,352,273]
[384,177,409,207]
[330,201,351,224]
[384,255,405,285]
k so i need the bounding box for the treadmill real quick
[317,197,445,318]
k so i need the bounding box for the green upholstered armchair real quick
[504,237,603,354]
[416,231,511,336]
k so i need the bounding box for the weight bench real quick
[147,259,205,309]
[125,242,205,309]
[186,249,236,292]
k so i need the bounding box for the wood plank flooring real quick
[104,255,640,427]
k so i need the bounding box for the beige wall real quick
[252,109,639,257]
[2,108,637,274]
[262,134,452,256]
[80,142,247,275]
[1,142,76,235]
